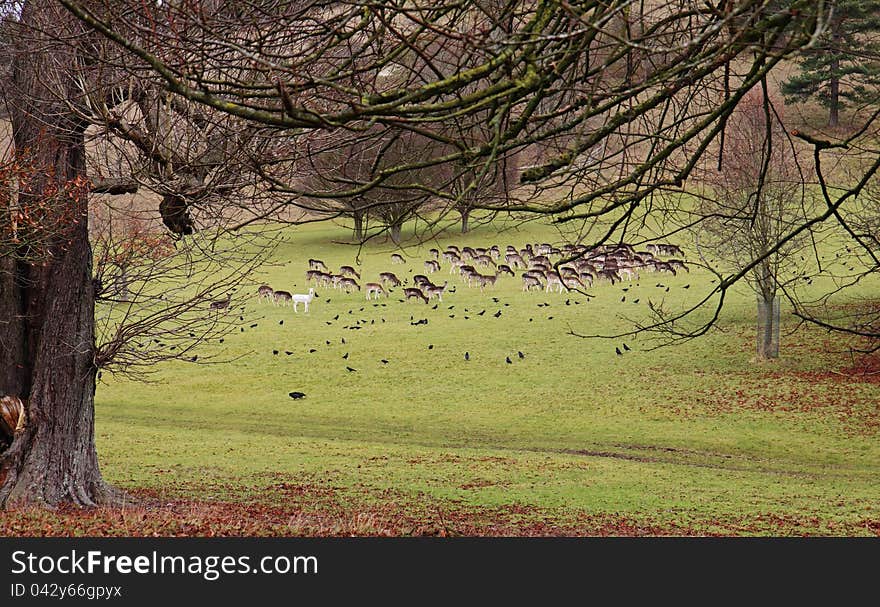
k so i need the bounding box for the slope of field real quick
[21,216,869,537]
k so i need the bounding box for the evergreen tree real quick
[782,0,880,127]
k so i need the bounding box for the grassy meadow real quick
[73,216,880,536]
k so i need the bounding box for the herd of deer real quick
[253,241,687,311]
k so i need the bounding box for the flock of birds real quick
[245,240,689,399]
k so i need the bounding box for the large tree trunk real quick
[0,0,119,508]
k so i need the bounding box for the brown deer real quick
[379,271,402,287]
[339,265,361,279]
[424,260,441,273]
[365,283,387,299]
[403,287,429,303]
[308,259,328,271]
[391,253,406,264]
[273,290,293,306]
[424,281,448,301]
[257,284,274,302]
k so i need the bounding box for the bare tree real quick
[692,91,813,359]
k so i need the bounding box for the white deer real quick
[292,288,316,313]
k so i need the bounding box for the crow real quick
[432,304,438,310]
[309,348,317,353]
[615,347,623,356]
[346,366,357,372]
[565,299,570,306]
[333,314,340,320]
[621,296,626,302]
[273,350,279,355]
[219,339,224,343]
[279,320,284,325]
[493,310,502,318]
[289,392,306,399]
[506,356,512,364]
[633,299,639,304]
[428,344,434,349]
[518,351,524,359]
[449,315,455,318]
[189,332,196,337]
[250,323,258,328]
[342,353,349,359]
[285,351,293,356]
[478,310,485,316]
[342,338,346,344]
[492,297,499,303]
[683,284,690,289]
[326,340,331,345]
[380,359,389,364]
[325,322,333,325]
[622,288,629,292]
[547,316,554,320]
[623,343,630,351]
[190,355,198,362]
[464,352,470,361]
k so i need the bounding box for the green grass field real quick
[87,217,880,536]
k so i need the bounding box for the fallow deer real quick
[365,283,387,299]
[403,287,429,303]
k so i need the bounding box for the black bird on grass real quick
[190,355,198,362]
[333,314,340,320]
[615,347,623,356]
[326,340,331,345]
[273,350,279,355]
[381,359,389,364]
[493,310,502,318]
[621,296,626,302]
[432,304,438,310]
[342,353,349,360]
[346,366,357,372]
[309,348,317,353]
[623,343,630,351]
[683,284,690,289]
[633,299,639,304]
[342,338,346,344]
[478,310,485,316]
[428,344,434,349]
[289,392,306,400]
[518,351,524,359]
[464,352,470,361]
[250,323,258,328]
[506,356,512,364]
[285,351,293,356]
[279,320,284,325]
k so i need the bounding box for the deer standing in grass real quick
[365,283,387,299]
[292,288,316,313]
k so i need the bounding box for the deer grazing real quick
[424,281,448,301]
[292,288,316,312]
[309,259,328,271]
[424,260,441,273]
[379,271,402,287]
[522,274,543,291]
[273,290,293,306]
[257,284,274,302]
[365,283,388,299]
[339,265,361,279]
[413,274,433,288]
[391,253,406,264]
[209,293,233,310]
[473,272,499,292]
[403,287,429,303]
[338,277,360,293]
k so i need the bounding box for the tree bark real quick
[460,208,471,234]
[352,210,365,241]
[390,221,403,244]
[0,0,120,508]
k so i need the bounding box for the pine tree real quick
[781,0,880,127]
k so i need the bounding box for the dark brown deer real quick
[403,287,429,303]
